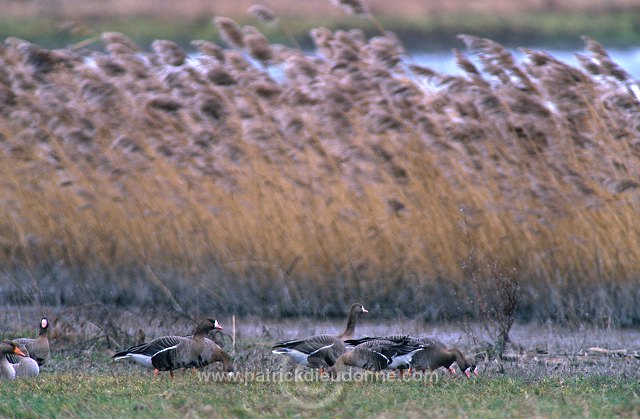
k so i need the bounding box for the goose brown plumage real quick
[11,344,40,378]
[346,335,476,376]
[272,303,368,370]
[6,317,49,366]
[408,339,478,377]
[113,317,230,378]
[328,339,424,375]
[0,340,27,380]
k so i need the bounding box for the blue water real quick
[411,48,640,80]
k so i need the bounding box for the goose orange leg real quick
[154,368,159,379]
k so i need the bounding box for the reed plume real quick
[0,26,638,323]
[213,17,245,49]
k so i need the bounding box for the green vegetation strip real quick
[1,11,639,50]
[1,375,638,417]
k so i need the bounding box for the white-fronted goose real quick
[113,317,228,378]
[272,303,368,370]
[0,341,27,380]
[345,335,463,376]
[6,317,49,366]
[12,344,40,378]
[328,339,424,375]
[408,339,478,378]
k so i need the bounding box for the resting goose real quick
[272,303,368,370]
[328,339,424,375]
[0,341,27,380]
[11,344,40,378]
[113,317,229,378]
[6,317,49,366]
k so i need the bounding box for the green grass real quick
[1,10,639,50]
[1,374,638,418]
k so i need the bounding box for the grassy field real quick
[0,314,640,418]
[1,309,639,418]
[2,373,639,418]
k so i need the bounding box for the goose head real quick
[193,317,224,336]
[15,343,30,358]
[350,303,368,314]
[0,340,26,357]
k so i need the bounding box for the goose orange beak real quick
[362,307,368,313]
[473,366,479,376]
[214,320,223,330]
[464,367,471,378]
[13,347,26,357]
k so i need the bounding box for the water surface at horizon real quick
[411,47,640,80]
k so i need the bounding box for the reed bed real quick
[0,11,639,323]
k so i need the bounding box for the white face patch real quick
[41,319,48,329]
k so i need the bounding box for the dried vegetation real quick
[1,6,639,323]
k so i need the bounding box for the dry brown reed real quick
[213,17,245,49]
[247,5,278,24]
[1,22,639,323]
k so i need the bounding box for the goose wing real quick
[5,353,22,365]
[113,336,184,359]
[151,337,211,371]
[273,335,346,367]
[377,342,424,359]
[306,339,347,368]
[355,339,424,369]
[272,335,339,355]
[412,336,447,348]
[345,335,413,347]
[349,347,392,371]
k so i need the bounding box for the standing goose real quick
[328,339,424,375]
[0,341,27,380]
[272,303,368,370]
[113,317,227,378]
[11,344,40,378]
[6,317,49,366]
